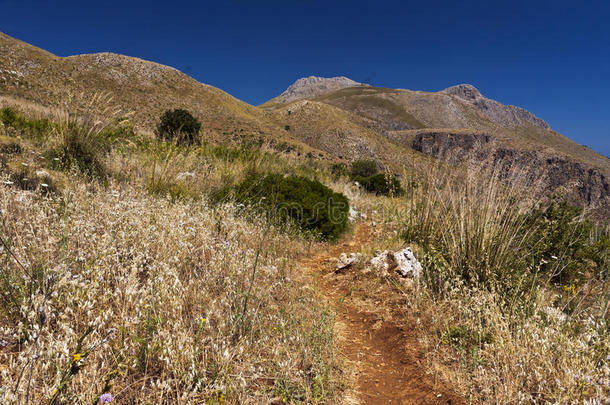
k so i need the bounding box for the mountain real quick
[264,76,362,105]
[264,78,610,217]
[0,32,318,154]
[1,31,608,217]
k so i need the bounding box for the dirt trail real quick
[300,223,463,405]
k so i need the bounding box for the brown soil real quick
[300,223,464,405]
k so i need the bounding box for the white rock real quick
[369,247,421,278]
[176,172,195,181]
[336,252,361,271]
[370,250,390,273]
[393,247,421,278]
[348,206,360,222]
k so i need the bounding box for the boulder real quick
[336,252,361,272]
[370,247,421,278]
[392,247,421,278]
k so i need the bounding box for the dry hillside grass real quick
[0,103,347,404]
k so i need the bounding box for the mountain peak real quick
[274,76,361,103]
[441,84,482,101]
[441,83,549,130]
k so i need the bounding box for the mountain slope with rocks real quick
[264,76,362,105]
[0,32,317,153]
[1,31,608,217]
[265,78,610,217]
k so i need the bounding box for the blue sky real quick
[1,0,608,156]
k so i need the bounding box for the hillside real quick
[1,31,608,216]
[1,32,608,404]
[0,32,318,155]
[265,79,610,216]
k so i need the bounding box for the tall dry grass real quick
[388,163,610,403]
[0,103,342,403]
[0,183,339,403]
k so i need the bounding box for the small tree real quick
[156,109,201,145]
[350,159,378,178]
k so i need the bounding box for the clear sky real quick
[1,0,608,156]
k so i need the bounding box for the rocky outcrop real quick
[370,248,422,278]
[442,84,550,130]
[412,131,610,217]
[275,76,362,104]
[336,252,362,272]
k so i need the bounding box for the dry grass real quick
[350,163,609,404]
[0,105,342,404]
[0,181,340,404]
[1,98,608,404]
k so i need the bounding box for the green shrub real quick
[46,123,109,180]
[156,109,201,145]
[355,173,404,196]
[0,107,51,139]
[524,199,608,284]
[350,159,378,178]
[0,107,18,127]
[210,173,349,241]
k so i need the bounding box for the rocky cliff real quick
[411,130,609,217]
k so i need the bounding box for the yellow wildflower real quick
[72,353,83,363]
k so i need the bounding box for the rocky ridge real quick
[273,76,362,104]
[441,84,551,129]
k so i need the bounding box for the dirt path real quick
[300,223,463,405]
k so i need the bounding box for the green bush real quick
[0,107,51,139]
[156,109,201,145]
[46,123,109,180]
[350,159,378,178]
[348,159,403,196]
[210,173,349,241]
[355,173,404,196]
[0,107,18,127]
[524,199,608,284]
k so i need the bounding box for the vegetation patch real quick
[210,173,349,241]
[395,165,609,402]
[146,179,201,202]
[156,108,201,145]
[355,173,404,196]
[350,159,403,196]
[0,106,51,139]
[350,159,378,178]
[523,199,608,285]
[45,123,109,181]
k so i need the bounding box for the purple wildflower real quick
[99,393,113,404]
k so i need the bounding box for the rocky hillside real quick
[265,78,610,217]
[1,31,608,217]
[0,32,318,154]
[441,84,550,130]
[264,76,362,105]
